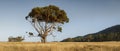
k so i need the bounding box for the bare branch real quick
[47,23,55,31]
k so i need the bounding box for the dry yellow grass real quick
[0,42,120,51]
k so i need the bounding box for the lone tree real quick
[26,5,69,43]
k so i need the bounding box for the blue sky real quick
[0,0,120,42]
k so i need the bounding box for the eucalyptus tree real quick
[26,5,69,43]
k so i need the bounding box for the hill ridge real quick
[61,24,120,42]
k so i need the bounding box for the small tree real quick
[8,36,24,42]
[26,5,69,43]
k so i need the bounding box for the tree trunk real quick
[41,36,46,43]
[40,31,48,43]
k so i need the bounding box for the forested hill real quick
[97,25,120,34]
[61,25,120,42]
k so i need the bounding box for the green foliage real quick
[28,32,34,36]
[26,5,69,24]
[57,26,62,32]
[61,25,120,42]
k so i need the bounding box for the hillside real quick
[61,25,120,42]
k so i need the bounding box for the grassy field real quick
[0,42,120,51]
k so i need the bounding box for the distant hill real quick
[97,25,120,34]
[61,25,120,42]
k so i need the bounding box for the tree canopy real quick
[26,5,69,24]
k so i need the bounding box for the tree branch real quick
[47,23,56,32]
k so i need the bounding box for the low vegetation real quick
[8,36,24,42]
[0,42,120,51]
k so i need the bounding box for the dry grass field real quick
[0,42,120,51]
